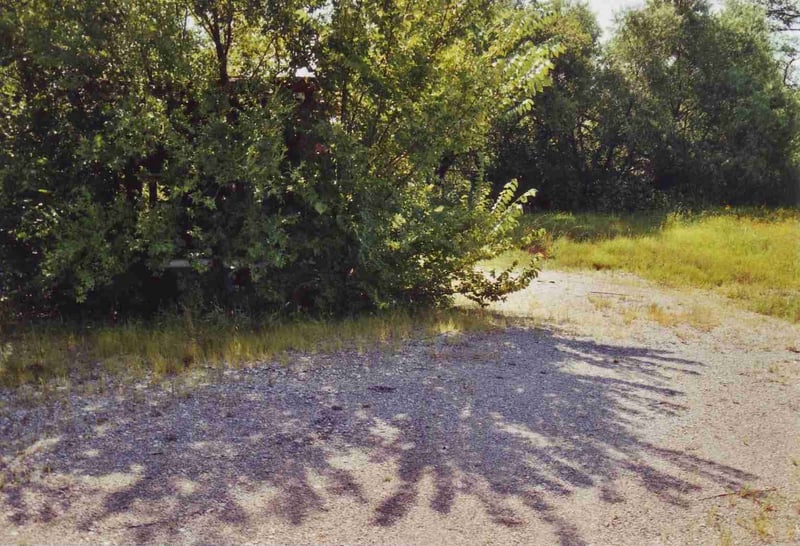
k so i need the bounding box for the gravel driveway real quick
[1,270,798,545]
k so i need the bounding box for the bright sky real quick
[586,0,645,34]
[586,0,724,35]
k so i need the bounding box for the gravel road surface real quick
[1,270,798,545]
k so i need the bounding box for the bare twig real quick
[698,487,777,502]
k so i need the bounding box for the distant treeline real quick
[489,0,800,211]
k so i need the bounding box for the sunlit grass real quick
[481,209,671,271]
[552,213,799,322]
[497,208,800,323]
[0,308,507,388]
[706,484,800,545]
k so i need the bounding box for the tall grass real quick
[514,209,800,322]
[0,309,506,387]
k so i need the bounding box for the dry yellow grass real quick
[0,309,506,387]
[587,295,613,311]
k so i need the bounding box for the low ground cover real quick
[492,209,800,322]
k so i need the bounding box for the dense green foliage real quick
[2,0,798,319]
[1,0,553,318]
[489,0,800,211]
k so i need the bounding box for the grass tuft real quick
[587,295,613,311]
[646,304,680,328]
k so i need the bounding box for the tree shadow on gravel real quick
[0,326,755,545]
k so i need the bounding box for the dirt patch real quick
[1,270,798,545]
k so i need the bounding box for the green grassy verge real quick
[0,309,506,388]
[508,209,800,322]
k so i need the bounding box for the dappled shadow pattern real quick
[0,327,754,545]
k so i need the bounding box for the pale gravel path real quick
[1,270,798,545]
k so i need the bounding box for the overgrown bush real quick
[0,0,554,320]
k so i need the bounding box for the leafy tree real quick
[610,0,800,205]
[488,1,603,209]
[1,0,555,318]
[757,0,800,29]
[489,0,800,211]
